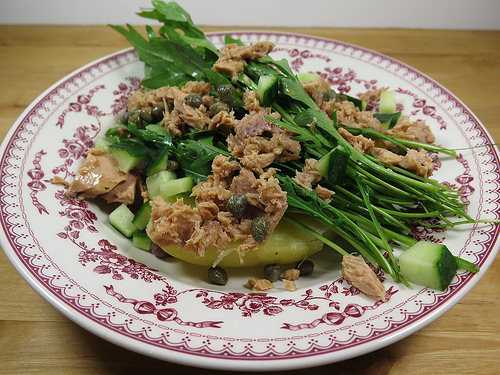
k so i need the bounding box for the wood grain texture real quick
[0,26,499,375]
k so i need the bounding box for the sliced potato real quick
[151,216,326,267]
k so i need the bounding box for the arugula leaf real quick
[145,25,156,40]
[144,0,219,56]
[373,112,401,129]
[127,123,174,148]
[279,77,318,109]
[175,140,228,183]
[224,35,244,46]
[151,0,192,23]
[337,93,366,110]
[108,138,148,157]
[202,68,232,88]
[258,56,294,78]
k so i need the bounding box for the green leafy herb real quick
[373,112,402,128]
[224,35,244,46]
[175,140,229,183]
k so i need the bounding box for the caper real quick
[208,266,228,286]
[167,160,179,171]
[151,104,165,122]
[151,244,170,260]
[296,259,314,276]
[208,101,229,117]
[128,110,143,126]
[226,194,248,219]
[140,108,153,124]
[322,89,336,102]
[185,94,203,108]
[263,264,281,282]
[216,84,235,103]
[251,216,268,242]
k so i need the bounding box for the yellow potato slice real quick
[154,217,326,268]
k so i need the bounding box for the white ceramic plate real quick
[1,32,498,371]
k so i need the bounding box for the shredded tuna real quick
[213,42,274,79]
[389,117,435,144]
[147,197,202,247]
[294,158,321,189]
[165,89,210,135]
[51,176,69,187]
[370,147,433,177]
[399,149,434,178]
[341,255,386,300]
[102,174,137,205]
[185,220,232,254]
[246,277,273,291]
[127,82,212,136]
[209,110,238,131]
[228,112,301,173]
[127,81,211,112]
[181,81,211,95]
[252,169,288,231]
[328,101,384,131]
[370,147,404,165]
[192,176,233,208]
[283,279,297,291]
[68,148,127,198]
[230,168,258,195]
[243,90,262,112]
[302,77,331,105]
[281,269,300,281]
[211,155,240,182]
[338,127,375,152]
[315,185,334,202]
[197,201,220,221]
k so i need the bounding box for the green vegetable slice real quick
[399,240,457,290]
[109,204,136,238]
[132,202,152,231]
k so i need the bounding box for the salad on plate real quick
[58,0,484,299]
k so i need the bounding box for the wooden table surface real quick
[0,26,499,374]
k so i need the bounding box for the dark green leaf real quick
[152,0,192,23]
[373,112,402,129]
[326,146,350,186]
[175,140,226,183]
[145,25,156,40]
[127,123,173,147]
[224,34,244,46]
[337,94,365,110]
[279,77,318,109]
[109,138,148,157]
[258,56,294,77]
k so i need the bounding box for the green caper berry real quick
[322,89,336,102]
[139,108,153,124]
[208,266,228,286]
[251,216,268,242]
[263,264,281,282]
[128,110,142,126]
[151,104,165,122]
[216,84,235,102]
[185,94,203,108]
[208,101,229,117]
[296,259,314,276]
[167,160,179,171]
[226,194,248,219]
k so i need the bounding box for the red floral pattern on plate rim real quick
[0,32,498,366]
